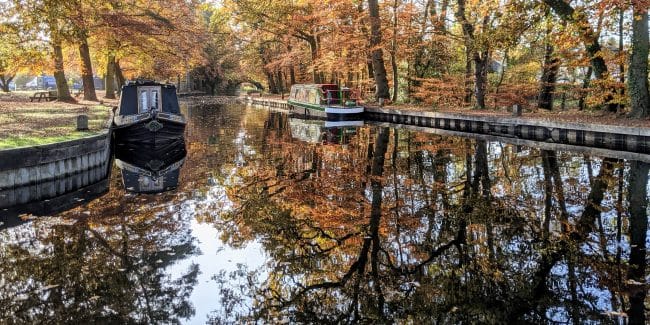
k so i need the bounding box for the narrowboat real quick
[113,80,186,146]
[287,84,364,120]
[114,137,186,194]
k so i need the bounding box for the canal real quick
[1,102,648,323]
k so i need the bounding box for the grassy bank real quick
[0,91,114,150]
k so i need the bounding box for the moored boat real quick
[112,80,186,146]
[287,84,364,120]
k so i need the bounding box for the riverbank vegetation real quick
[0,1,649,118]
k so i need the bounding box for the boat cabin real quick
[289,84,359,107]
[117,81,181,116]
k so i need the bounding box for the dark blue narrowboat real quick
[113,80,186,146]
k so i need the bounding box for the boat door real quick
[137,86,162,113]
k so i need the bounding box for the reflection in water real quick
[0,103,648,323]
[0,196,198,323]
[289,114,362,145]
[115,138,187,193]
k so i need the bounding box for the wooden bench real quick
[30,90,58,102]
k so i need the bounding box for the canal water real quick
[0,102,648,323]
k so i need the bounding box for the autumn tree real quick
[0,22,46,92]
[228,0,322,83]
[66,0,97,101]
[194,5,242,95]
[542,0,619,112]
[10,0,74,100]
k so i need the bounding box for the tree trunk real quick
[276,70,284,94]
[286,44,296,85]
[390,53,398,102]
[437,0,450,32]
[78,38,97,101]
[464,50,472,105]
[266,71,277,94]
[368,0,391,100]
[538,44,560,110]
[51,37,72,101]
[390,0,399,102]
[0,75,13,92]
[104,53,116,99]
[289,65,296,85]
[457,0,476,106]
[626,161,649,324]
[618,7,625,111]
[628,4,649,118]
[578,66,592,110]
[474,51,489,109]
[538,13,559,110]
[308,36,320,84]
[493,51,509,108]
[367,57,374,80]
[115,60,126,95]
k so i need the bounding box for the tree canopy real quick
[0,0,648,116]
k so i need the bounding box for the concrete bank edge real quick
[365,107,650,137]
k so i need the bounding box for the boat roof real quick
[123,79,176,89]
[291,84,342,91]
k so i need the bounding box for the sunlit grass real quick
[0,105,111,150]
[18,112,78,118]
[0,131,104,150]
[0,115,13,124]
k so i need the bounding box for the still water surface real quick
[1,103,648,324]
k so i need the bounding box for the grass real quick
[0,101,112,150]
[0,132,101,150]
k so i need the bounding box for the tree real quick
[0,24,45,92]
[537,11,560,110]
[368,0,390,101]
[542,0,619,112]
[455,0,533,109]
[628,1,649,118]
[11,0,73,100]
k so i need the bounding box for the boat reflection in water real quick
[288,114,362,145]
[114,138,187,193]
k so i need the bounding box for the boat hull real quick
[113,116,186,147]
[288,101,364,121]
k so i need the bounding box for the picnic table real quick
[30,90,58,102]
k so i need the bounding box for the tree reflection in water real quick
[0,171,199,324]
[0,104,647,323]
[203,106,648,324]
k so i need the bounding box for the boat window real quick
[137,86,162,113]
[151,90,159,109]
[308,90,317,104]
[140,91,149,112]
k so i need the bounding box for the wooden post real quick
[77,115,89,131]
